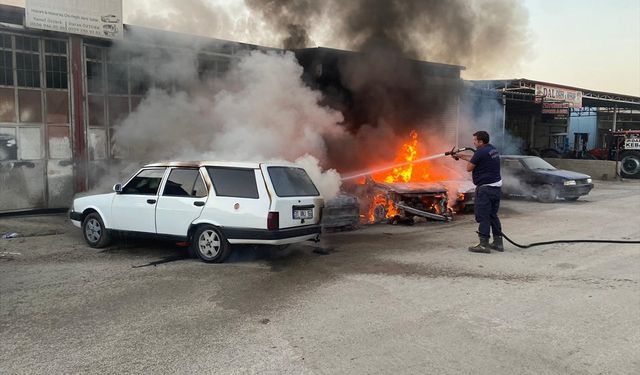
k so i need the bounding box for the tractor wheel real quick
[620,151,640,179]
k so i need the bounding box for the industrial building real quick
[0,5,268,212]
[471,79,640,156]
[1,4,638,213]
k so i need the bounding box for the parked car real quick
[70,161,324,263]
[501,155,593,202]
[321,193,360,230]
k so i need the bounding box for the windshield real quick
[267,167,320,197]
[523,157,556,170]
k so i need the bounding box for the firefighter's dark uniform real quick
[469,144,503,253]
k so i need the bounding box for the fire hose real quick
[498,232,640,249]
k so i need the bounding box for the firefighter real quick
[453,131,504,253]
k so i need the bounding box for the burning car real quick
[340,130,474,225]
[361,179,452,223]
[447,179,475,213]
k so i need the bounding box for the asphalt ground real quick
[1,180,639,374]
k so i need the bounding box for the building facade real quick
[0,5,260,212]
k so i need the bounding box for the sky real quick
[2,0,639,96]
[519,0,640,95]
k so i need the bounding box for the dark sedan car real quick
[501,155,594,202]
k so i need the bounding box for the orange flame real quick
[361,130,455,223]
[383,130,418,183]
[369,130,450,184]
[368,193,398,222]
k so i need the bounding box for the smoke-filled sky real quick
[3,0,636,95]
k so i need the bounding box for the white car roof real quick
[143,161,299,169]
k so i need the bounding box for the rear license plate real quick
[293,208,313,219]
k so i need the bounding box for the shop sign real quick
[26,0,123,39]
[535,84,583,108]
[542,101,570,120]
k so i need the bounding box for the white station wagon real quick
[70,161,324,263]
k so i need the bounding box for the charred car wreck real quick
[322,178,474,228]
[371,181,452,223]
[347,178,474,224]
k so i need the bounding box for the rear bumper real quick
[223,225,321,245]
[558,183,594,197]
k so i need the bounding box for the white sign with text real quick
[26,0,123,39]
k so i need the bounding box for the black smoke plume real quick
[246,0,528,171]
[246,0,528,73]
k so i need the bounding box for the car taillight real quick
[267,212,279,231]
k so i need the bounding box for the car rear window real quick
[267,167,319,197]
[206,167,259,199]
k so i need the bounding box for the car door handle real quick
[147,199,156,204]
[193,201,205,207]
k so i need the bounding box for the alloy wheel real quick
[198,229,221,259]
[85,218,102,243]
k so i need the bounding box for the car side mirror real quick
[113,183,122,193]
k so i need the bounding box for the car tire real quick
[190,225,231,263]
[373,204,387,223]
[565,197,580,201]
[536,184,557,203]
[620,151,640,179]
[82,212,112,248]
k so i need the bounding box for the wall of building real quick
[568,109,597,150]
[544,158,618,180]
[0,31,74,211]
[0,24,244,212]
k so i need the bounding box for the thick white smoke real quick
[114,49,345,199]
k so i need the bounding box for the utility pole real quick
[501,94,507,151]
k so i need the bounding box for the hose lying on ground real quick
[499,232,640,249]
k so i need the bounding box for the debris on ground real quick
[2,232,20,239]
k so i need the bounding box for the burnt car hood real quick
[534,169,591,180]
[374,181,447,193]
